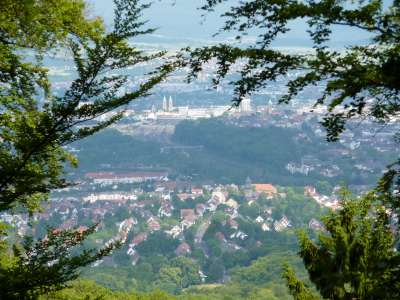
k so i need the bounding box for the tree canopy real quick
[0,0,175,212]
[285,191,400,299]
[0,0,174,298]
[185,0,399,141]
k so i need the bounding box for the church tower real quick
[168,96,173,112]
[162,96,168,111]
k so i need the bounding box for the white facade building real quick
[239,96,252,112]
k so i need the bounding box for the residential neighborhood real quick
[1,170,337,279]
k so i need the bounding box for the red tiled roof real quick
[132,233,147,245]
[252,184,277,194]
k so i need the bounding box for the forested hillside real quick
[76,118,388,186]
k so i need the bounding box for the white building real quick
[83,192,137,203]
[85,172,168,185]
[239,96,252,113]
[274,215,291,232]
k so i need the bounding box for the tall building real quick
[267,99,274,114]
[245,177,252,190]
[162,96,168,111]
[168,96,174,112]
[239,96,252,112]
[162,95,174,112]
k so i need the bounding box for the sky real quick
[88,0,374,47]
[88,0,230,40]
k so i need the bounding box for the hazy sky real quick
[88,0,230,39]
[88,0,373,46]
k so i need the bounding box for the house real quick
[118,217,137,233]
[191,187,203,196]
[180,209,196,220]
[158,202,174,218]
[252,184,278,197]
[165,225,182,239]
[255,216,264,223]
[211,190,226,204]
[206,198,220,212]
[161,193,171,201]
[195,203,206,216]
[264,207,273,215]
[127,247,136,256]
[261,223,271,231]
[304,186,317,197]
[224,206,237,217]
[227,219,239,230]
[180,209,197,228]
[230,231,248,240]
[308,192,341,210]
[156,181,177,192]
[274,215,291,232]
[130,233,148,247]
[226,199,239,209]
[175,242,191,256]
[228,184,239,192]
[147,217,161,232]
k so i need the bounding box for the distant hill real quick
[75,118,384,186]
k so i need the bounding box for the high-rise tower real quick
[168,96,173,112]
[239,96,252,112]
[162,96,168,111]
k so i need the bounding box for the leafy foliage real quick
[0,0,174,212]
[1,225,119,299]
[0,0,175,298]
[283,266,319,300]
[40,279,177,300]
[186,5,400,297]
[286,192,400,299]
[185,0,400,141]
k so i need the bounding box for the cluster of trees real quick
[43,252,306,299]
[39,280,176,300]
[1,0,399,299]
[39,277,291,300]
